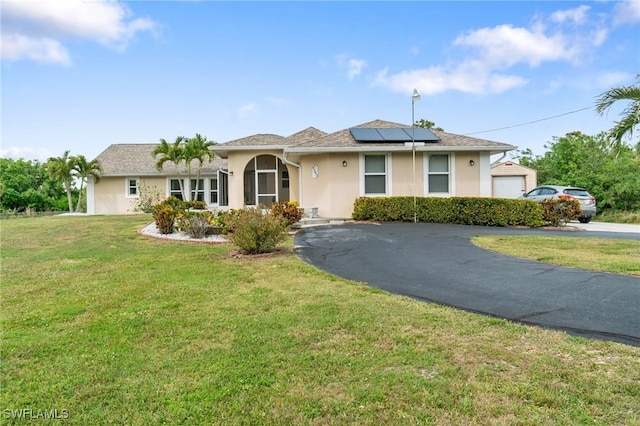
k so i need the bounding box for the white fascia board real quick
[285,145,517,155]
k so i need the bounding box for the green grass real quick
[473,235,640,276]
[595,210,640,224]
[2,215,639,425]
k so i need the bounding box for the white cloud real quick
[0,146,53,162]
[551,5,591,25]
[613,0,640,25]
[1,0,157,64]
[237,103,258,119]
[374,63,527,95]
[335,54,367,81]
[453,24,577,67]
[1,33,71,65]
[347,59,367,81]
[374,5,615,96]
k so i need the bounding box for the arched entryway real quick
[243,155,290,206]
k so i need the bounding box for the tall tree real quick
[184,134,216,201]
[73,155,103,212]
[414,119,444,131]
[46,150,77,212]
[152,137,186,200]
[595,74,640,152]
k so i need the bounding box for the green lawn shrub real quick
[353,196,545,227]
[152,201,178,234]
[223,208,288,254]
[541,198,582,227]
[177,211,212,239]
[270,201,303,226]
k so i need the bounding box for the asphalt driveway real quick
[294,223,640,347]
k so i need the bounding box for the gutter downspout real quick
[282,151,303,207]
[491,151,508,167]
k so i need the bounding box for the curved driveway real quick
[294,223,640,347]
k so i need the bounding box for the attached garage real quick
[491,161,537,198]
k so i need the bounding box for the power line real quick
[462,106,594,136]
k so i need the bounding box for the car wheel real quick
[578,217,591,223]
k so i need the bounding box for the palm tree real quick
[152,137,186,200]
[46,150,77,212]
[595,74,640,152]
[184,134,216,201]
[73,155,103,212]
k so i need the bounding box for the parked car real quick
[520,185,596,223]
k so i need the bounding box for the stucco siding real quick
[454,153,480,196]
[94,177,165,215]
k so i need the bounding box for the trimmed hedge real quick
[353,196,545,227]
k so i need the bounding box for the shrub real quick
[225,208,288,254]
[177,212,212,238]
[353,196,545,227]
[152,202,178,234]
[185,200,207,210]
[133,183,164,213]
[270,201,302,226]
[540,198,582,227]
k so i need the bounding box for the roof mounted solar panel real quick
[377,128,409,141]
[349,128,384,141]
[411,127,440,142]
[350,127,440,143]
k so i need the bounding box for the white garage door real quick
[493,176,525,198]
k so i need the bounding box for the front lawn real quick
[1,215,639,424]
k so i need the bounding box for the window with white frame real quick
[209,177,218,204]
[126,178,139,197]
[169,179,185,200]
[190,179,205,202]
[363,154,387,195]
[427,154,450,194]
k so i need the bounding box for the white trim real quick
[125,177,140,198]
[360,153,391,196]
[479,153,492,196]
[423,153,454,197]
[87,176,95,214]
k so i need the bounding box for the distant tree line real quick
[0,152,102,214]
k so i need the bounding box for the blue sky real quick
[2,1,639,163]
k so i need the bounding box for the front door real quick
[243,155,289,207]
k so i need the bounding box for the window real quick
[427,155,449,194]
[190,179,205,202]
[282,170,290,189]
[210,177,218,204]
[364,154,387,195]
[126,178,139,197]
[169,179,184,200]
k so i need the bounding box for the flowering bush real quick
[133,183,164,213]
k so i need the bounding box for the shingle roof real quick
[285,127,328,144]
[289,119,516,151]
[95,144,227,177]
[219,133,287,147]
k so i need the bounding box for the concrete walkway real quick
[294,223,640,346]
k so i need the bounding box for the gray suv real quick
[521,185,597,223]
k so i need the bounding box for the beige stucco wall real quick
[93,176,166,215]
[491,161,537,192]
[223,150,499,219]
[453,153,480,196]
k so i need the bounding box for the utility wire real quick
[462,106,594,136]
